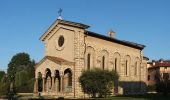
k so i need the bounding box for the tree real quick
[0,74,10,96]
[7,52,35,93]
[155,72,170,95]
[0,71,5,81]
[7,53,31,80]
[15,70,28,89]
[79,68,119,98]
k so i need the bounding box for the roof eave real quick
[40,19,90,41]
[59,20,90,29]
[40,19,60,41]
[86,31,145,50]
[143,56,149,61]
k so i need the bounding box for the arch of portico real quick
[34,68,73,95]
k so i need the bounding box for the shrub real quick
[156,80,170,95]
[147,85,156,92]
[0,75,10,96]
[79,68,119,98]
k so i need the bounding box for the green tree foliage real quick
[7,53,32,80]
[156,73,170,95]
[7,52,35,93]
[15,70,29,88]
[0,71,5,81]
[0,74,10,95]
[79,68,119,98]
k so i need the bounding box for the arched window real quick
[115,58,117,71]
[113,52,121,72]
[124,55,131,76]
[86,46,95,70]
[87,53,91,70]
[102,56,105,70]
[125,60,128,75]
[135,62,137,75]
[100,50,109,70]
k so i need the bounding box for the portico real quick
[34,56,74,97]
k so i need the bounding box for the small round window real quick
[58,35,64,47]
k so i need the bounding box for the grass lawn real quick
[29,93,170,100]
[1,93,170,100]
[107,93,170,100]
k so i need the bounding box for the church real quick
[33,16,148,98]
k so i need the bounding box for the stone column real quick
[42,77,45,93]
[34,78,38,93]
[52,76,55,92]
[60,74,64,93]
[56,79,59,92]
[63,75,66,92]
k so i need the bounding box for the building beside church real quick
[147,59,170,85]
[34,18,148,98]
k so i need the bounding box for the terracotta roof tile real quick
[35,56,74,68]
[46,56,74,65]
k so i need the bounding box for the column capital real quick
[35,75,38,79]
[60,72,64,77]
[51,71,56,77]
[42,77,45,79]
[42,74,45,78]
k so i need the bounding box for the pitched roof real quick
[148,60,170,69]
[35,56,74,68]
[59,20,90,29]
[40,19,89,41]
[40,19,145,50]
[143,56,149,61]
[85,31,145,50]
[46,56,74,64]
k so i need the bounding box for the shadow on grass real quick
[26,94,170,100]
[2,93,170,100]
[112,93,170,100]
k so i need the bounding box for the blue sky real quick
[0,0,170,71]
